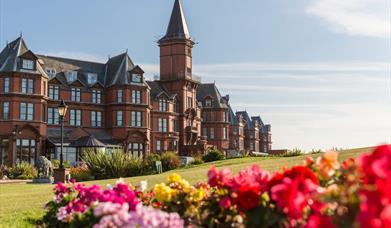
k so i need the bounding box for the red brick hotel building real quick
[0,0,271,166]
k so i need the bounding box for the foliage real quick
[42,180,183,227]
[8,162,37,179]
[202,149,225,162]
[0,165,10,179]
[69,164,93,182]
[160,152,181,171]
[140,154,161,175]
[82,149,163,179]
[285,148,304,156]
[189,156,204,166]
[51,159,71,169]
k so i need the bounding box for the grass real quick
[0,147,373,227]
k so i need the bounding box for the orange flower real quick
[316,151,340,178]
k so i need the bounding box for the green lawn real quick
[0,147,373,227]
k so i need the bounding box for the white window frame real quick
[87,73,98,84]
[131,111,142,127]
[132,90,141,104]
[116,111,123,126]
[22,59,34,70]
[71,88,81,102]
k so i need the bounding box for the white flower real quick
[137,180,148,192]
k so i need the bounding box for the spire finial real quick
[20,32,23,38]
[160,0,191,42]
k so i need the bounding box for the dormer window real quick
[46,68,56,78]
[66,71,78,82]
[132,74,142,83]
[22,59,34,70]
[205,98,212,107]
[159,99,167,112]
[87,73,97,84]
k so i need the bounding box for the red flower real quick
[234,183,261,211]
[269,166,319,220]
[357,145,391,228]
[304,213,336,228]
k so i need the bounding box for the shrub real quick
[9,162,37,179]
[0,165,10,179]
[82,149,129,179]
[141,154,161,175]
[202,150,225,163]
[69,164,93,182]
[160,152,181,171]
[51,160,71,169]
[190,156,204,166]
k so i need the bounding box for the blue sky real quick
[0,0,390,150]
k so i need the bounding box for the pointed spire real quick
[160,0,190,42]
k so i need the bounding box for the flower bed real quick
[43,145,391,227]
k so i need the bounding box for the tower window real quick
[132,74,142,83]
[66,71,78,82]
[205,98,212,107]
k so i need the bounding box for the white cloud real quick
[307,0,390,38]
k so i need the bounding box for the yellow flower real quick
[192,187,205,201]
[179,179,191,192]
[167,173,182,183]
[153,183,173,202]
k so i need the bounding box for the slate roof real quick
[47,128,119,146]
[236,111,255,130]
[0,36,47,76]
[159,0,191,42]
[197,83,229,109]
[228,105,239,125]
[146,81,176,100]
[1,36,145,89]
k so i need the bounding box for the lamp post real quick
[53,100,69,183]
[12,125,21,165]
[57,100,68,169]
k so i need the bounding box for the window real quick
[233,127,238,136]
[156,140,161,151]
[158,118,168,132]
[210,112,215,121]
[91,111,102,127]
[159,99,167,111]
[1,139,10,165]
[209,128,215,139]
[250,142,254,151]
[87,73,97,84]
[92,90,101,103]
[117,89,123,103]
[22,59,34,70]
[46,68,56,78]
[2,102,9,120]
[202,128,207,136]
[132,74,142,83]
[132,90,141,104]
[71,88,81,102]
[69,109,82,126]
[205,98,212,107]
[66,71,78,82]
[49,85,59,100]
[173,100,179,112]
[20,103,34,120]
[3,78,10,93]
[47,108,59,125]
[21,79,34,94]
[202,112,207,121]
[128,143,144,158]
[131,111,142,127]
[187,96,193,108]
[223,128,228,139]
[223,112,228,122]
[173,119,179,132]
[16,139,36,165]
[116,111,123,126]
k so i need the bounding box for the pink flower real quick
[207,166,233,188]
[219,196,231,209]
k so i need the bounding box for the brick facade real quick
[0,0,271,166]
